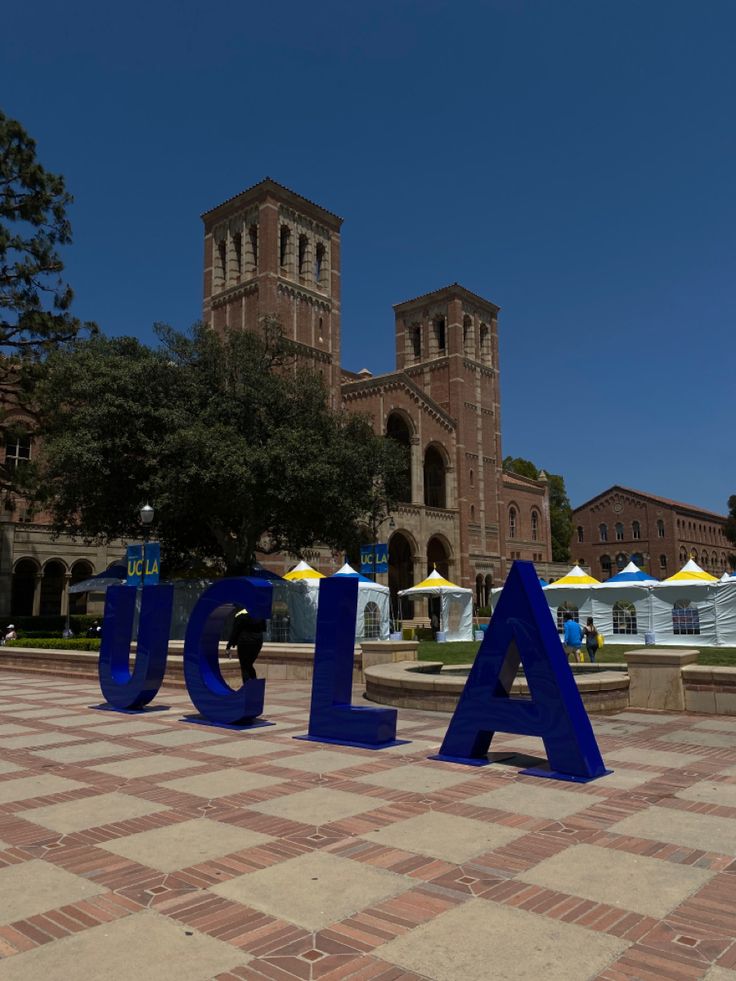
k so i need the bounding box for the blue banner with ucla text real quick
[360,543,388,575]
[127,543,160,586]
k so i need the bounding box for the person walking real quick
[226,607,266,684]
[562,612,584,663]
[583,617,599,663]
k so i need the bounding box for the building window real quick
[600,554,612,576]
[298,235,308,276]
[435,317,446,352]
[411,325,421,359]
[599,523,608,542]
[470,504,475,521]
[423,446,446,508]
[279,225,290,268]
[363,601,381,639]
[233,232,242,278]
[632,520,640,540]
[657,519,665,538]
[248,225,258,267]
[615,522,624,541]
[508,507,517,539]
[556,602,579,633]
[469,469,474,487]
[616,552,627,570]
[673,599,700,635]
[463,315,472,354]
[613,601,638,635]
[479,322,488,357]
[577,526,584,543]
[217,239,227,284]
[5,435,32,469]
[531,510,539,541]
[315,242,325,285]
[660,554,667,571]
[679,546,687,563]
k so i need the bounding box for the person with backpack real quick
[226,607,266,683]
[583,616,599,663]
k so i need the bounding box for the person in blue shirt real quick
[562,612,584,662]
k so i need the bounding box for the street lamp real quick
[139,504,154,584]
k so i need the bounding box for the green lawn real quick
[418,640,736,667]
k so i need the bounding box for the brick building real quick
[571,485,733,581]
[202,178,553,605]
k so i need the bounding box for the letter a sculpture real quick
[433,560,609,782]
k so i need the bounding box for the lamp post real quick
[139,504,154,584]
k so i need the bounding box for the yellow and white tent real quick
[398,569,473,641]
[543,565,601,589]
[660,558,718,585]
[283,561,323,641]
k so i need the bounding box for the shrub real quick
[5,638,101,651]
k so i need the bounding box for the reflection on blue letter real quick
[99,583,173,710]
[434,561,608,782]
[303,577,398,747]
[183,577,272,725]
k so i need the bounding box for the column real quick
[32,573,42,616]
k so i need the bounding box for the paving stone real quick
[161,767,286,798]
[659,730,736,749]
[0,732,83,749]
[90,756,202,778]
[3,707,81,720]
[361,810,524,863]
[376,897,628,981]
[268,749,373,774]
[89,720,168,736]
[469,781,593,819]
[0,774,88,805]
[596,768,660,789]
[675,780,736,809]
[0,909,245,980]
[519,842,713,917]
[0,859,107,923]
[100,817,272,872]
[39,714,120,728]
[611,805,736,854]
[607,746,699,768]
[0,724,34,736]
[612,712,681,725]
[194,738,286,759]
[211,850,410,931]
[134,729,230,747]
[248,786,380,825]
[0,760,22,775]
[20,791,169,834]
[34,740,136,763]
[353,762,476,794]
[703,968,736,980]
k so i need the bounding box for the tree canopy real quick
[35,322,407,575]
[726,495,736,569]
[503,455,572,563]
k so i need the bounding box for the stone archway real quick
[389,531,415,616]
[386,412,412,503]
[40,560,66,617]
[69,560,94,615]
[426,536,450,579]
[423,445,446,508]
[11,559,38,617]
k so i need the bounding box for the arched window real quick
[11,558,38,617]
[673,599,700,635]
[531,510,539,541]
[659,554,667,571]
[298,234,308,276]
[692,549,698,562]
[615,522,624,541]
[462,314,473,354]
[469,469,474,487]
[577,526,584,543]
[5,433,32,470]
[556,602,579,633]
[423,446,446,508]
[632,521,641,540]
[475,573,484,608]
[613,601,638,635]
[616,552,627,570]
[470,504,475,521]
[599,523,608,542]
[657,519,665,538]
[69,560,94,615]
[40,560,66,617]
[712,551,717,569]
[679,546,687,563]
[386,413,412,503]
[279,225,291,269]
[435,316,446,352]
[363,601,381,640]
[600,554,612,577]
[314,242,325,285]
[508,507,517,539]
[484,573,493,606]
[411,324,421,359]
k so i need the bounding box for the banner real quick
[360,543,388,576]
[126,543,160,586]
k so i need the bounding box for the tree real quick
[1,110,94,495]
[503,455,572,563]
[35,322,407,575]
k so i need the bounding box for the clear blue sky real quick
[2,0,734,513]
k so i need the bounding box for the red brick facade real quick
[571,485,732,581]
[202,179,552,600]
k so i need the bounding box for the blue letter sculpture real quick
[299,576,400,748]
[433,561,609,782]
[183,577,272,725]
[99,583,174,710]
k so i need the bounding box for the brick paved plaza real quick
[0,670,735,980]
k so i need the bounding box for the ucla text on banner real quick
[360,543,388,575]
[126,543,160,586]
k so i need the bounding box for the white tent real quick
[398,569,473,641]
[283,561,323,642]
[331,563,390,641]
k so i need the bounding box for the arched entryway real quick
[389,531,415,616]
[69,560,94,615]
[386,412,412,503]
[40,560,66,617]
[426,536,450,579]
[11,558,38,617]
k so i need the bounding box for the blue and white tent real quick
[596,561,659,587]
[331,563,390,641]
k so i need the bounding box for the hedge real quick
[5,638,101,651]
[0,614,101,636]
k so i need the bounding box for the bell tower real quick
[202,178,343,402]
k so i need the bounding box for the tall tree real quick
[1,110,94,495]
[503,455,572,563]
[35,322,407,575]
[726,495,736,569]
